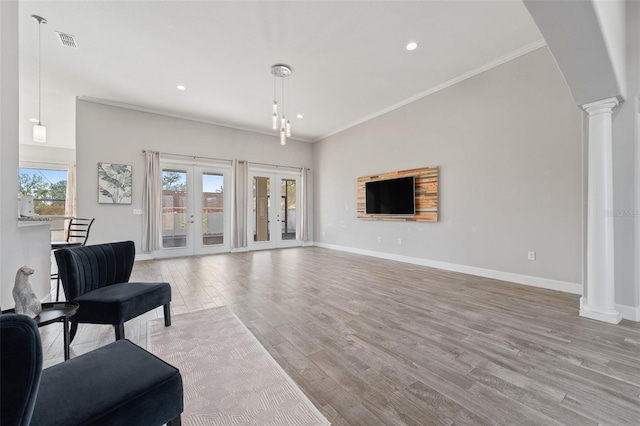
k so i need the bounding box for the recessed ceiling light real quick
[406,42,418,51]
[29,118,39,123]
[296,114,303,119]
[176,85,186,91]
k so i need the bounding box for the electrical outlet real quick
[527,251,536,261]
[378,236,382,243]
[133,209,142,215]
[398,238,402,245]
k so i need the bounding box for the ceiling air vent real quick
[55,31,77,48]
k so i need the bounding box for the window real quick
[18,167,68,216]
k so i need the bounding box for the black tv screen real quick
[365,176,416,215]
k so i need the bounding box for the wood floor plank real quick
[43,247,640,425]
[404,381,492,426]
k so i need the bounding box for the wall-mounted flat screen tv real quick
[365,176,416,215]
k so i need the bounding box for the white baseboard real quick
[615,303,640,322]
[135,253,154,261]
[231,247,249,253]
[314,242,583,295]
[302,241,315,247]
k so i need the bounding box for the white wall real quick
[19,89,76,149]
[611,0,640,314]
[314,47,583,291]
[635,0,640,318]
[0,0,19,307]
[523,0,638,318]
[75,100,313,252]
[523,0,624,105]
[525,0,639,320]
[19,144,75,165]
[1,1,51,307]
[592,0,627,99]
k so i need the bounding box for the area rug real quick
[147,307,330,426]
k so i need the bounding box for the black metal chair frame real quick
[51,217,95,301]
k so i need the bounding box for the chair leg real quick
[69,322,79,343]
[164,303,171,327]
[167,414,181,426]
[114,324,125,340]
[55,275,60,302]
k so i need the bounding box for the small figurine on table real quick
[13,265,42,318]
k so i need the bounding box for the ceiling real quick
[18,1,543,149]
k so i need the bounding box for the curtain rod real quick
[141,150,310,171]
[19,160,74,167]
[141,150,229,163]
[248,161,310,171]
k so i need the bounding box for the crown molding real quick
[314,39,548,142]
[78,40,546,145]
[77,96,313,143]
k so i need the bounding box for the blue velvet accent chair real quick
[0,314,183,426]
[54,240,172,342]
[0,314,42,426]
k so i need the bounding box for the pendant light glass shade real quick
[270,64,292,145]
[33,124,46,143]
[272,100,278,130]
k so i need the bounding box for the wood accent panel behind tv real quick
[356,166,439,222]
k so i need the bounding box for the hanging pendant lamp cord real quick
[38,19,42,124]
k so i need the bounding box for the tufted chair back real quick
[0,314,43,426]
[55,240,136,301]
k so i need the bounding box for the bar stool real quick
[51,217,95,301]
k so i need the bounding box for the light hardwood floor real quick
[42,247,640,425]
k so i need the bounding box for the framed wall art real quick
[98,163,132,204]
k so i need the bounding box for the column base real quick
[580,298,622,324]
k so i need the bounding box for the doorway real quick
[158,160,231,257]
[248,168,302,250]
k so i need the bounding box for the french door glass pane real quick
[202,173,224,246]
[281,179,296,240]
[253,176,270,242]
[162,169,187,248]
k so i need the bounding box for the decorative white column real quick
[580,97,622,324]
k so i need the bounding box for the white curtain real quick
[230,159,247,249]
[300,167,310,242]
[142,150,162,252]
[64,164,76,218]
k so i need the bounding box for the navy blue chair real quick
[55,240,172,342]
[0,314,183,426]
[0,314,42,426]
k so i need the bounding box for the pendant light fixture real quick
[32,15,47,143]
[270,64,292,145]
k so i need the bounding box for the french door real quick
[248,168,302,250]
[158,160,231,258]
